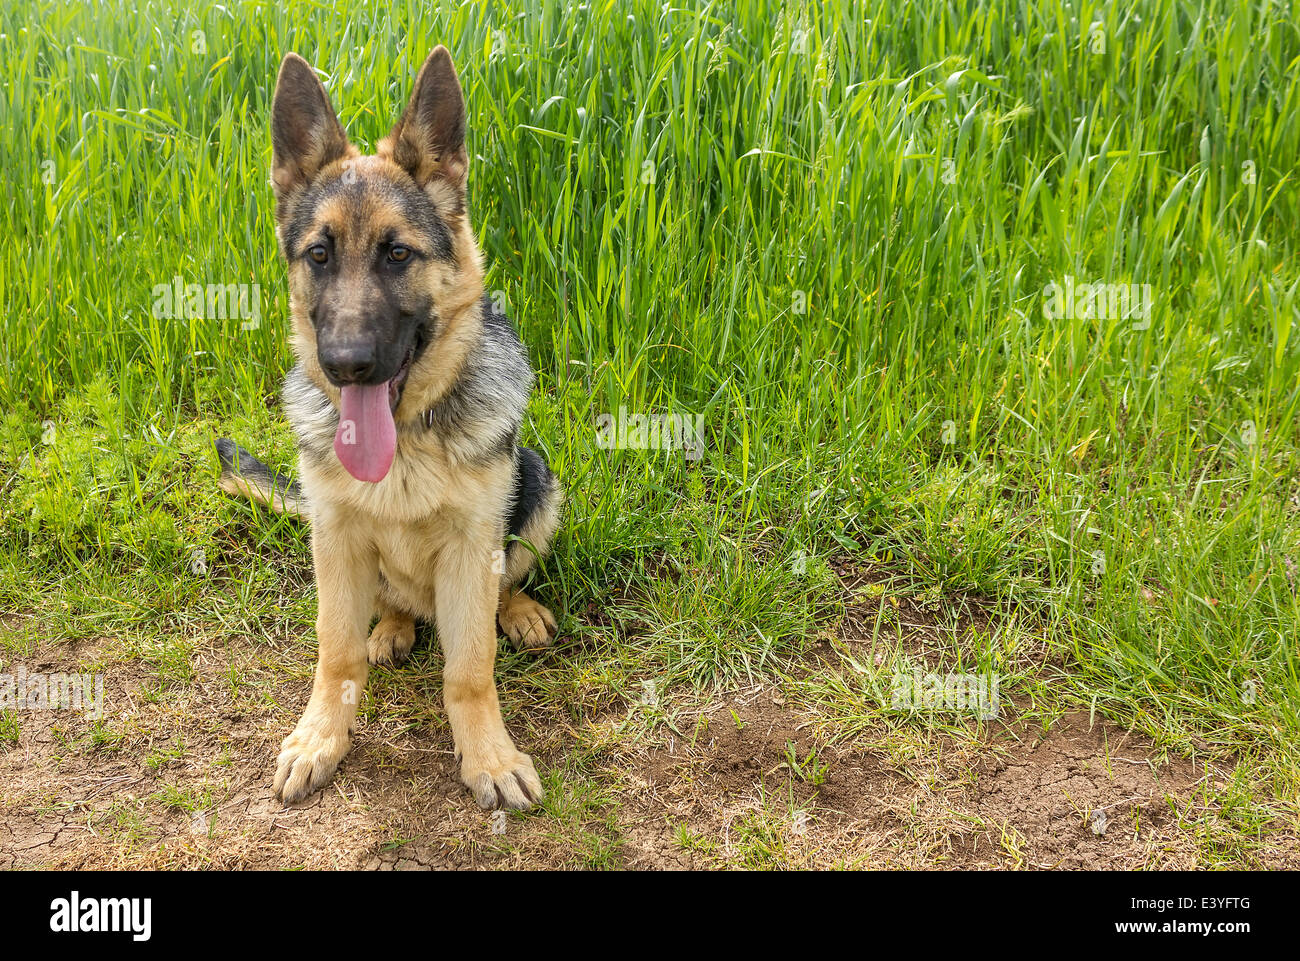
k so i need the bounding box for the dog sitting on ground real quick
[217,46,561,810]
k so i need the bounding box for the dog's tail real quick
[215,438,305,519]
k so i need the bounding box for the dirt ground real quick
[3,610,1294,870]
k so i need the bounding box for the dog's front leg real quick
[274,507,376,803]
[436,524,543,810]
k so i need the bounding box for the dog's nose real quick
[319,344,377,385]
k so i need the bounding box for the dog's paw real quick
[459,746,543,810]
[367,615,416,666]
[498,593,557,651]
[273,724,351,805]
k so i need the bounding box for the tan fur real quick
[265,47,556,811]
[284,153,488,430]
[498,587,559,650]
[218,473,302,516]
[367,603,416,666]
[279,454,546,809]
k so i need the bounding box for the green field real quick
[1,0,1298,868]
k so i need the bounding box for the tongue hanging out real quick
[335,382,397,482]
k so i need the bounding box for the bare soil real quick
[3,618,1293,870]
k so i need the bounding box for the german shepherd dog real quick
[215,47,561,810]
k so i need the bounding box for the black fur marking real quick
[418,297,532,457]
[281,182,334,258]
[283,299,533,467]
[281,173,454,261]
[480,297,521,342]
[396,190,454,262]
[506,446,553,539]
[421,375,472,435]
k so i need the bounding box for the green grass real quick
[2,0,1299,854]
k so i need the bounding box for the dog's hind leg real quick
[368,600,417,666]
[498,446,562,650]
[498,585,557,651]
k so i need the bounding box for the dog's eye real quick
[308,245,328,265]
[388,245,411,264]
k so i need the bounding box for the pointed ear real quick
[385,46,467,191]
[270,53,350,201]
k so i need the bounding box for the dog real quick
[215,46,562,811]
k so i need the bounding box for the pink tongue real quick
[334,383,396,482]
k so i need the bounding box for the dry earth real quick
[3,601,1293,869]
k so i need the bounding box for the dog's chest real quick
[372,518,447,608]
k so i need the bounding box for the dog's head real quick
[270,47,484,482]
